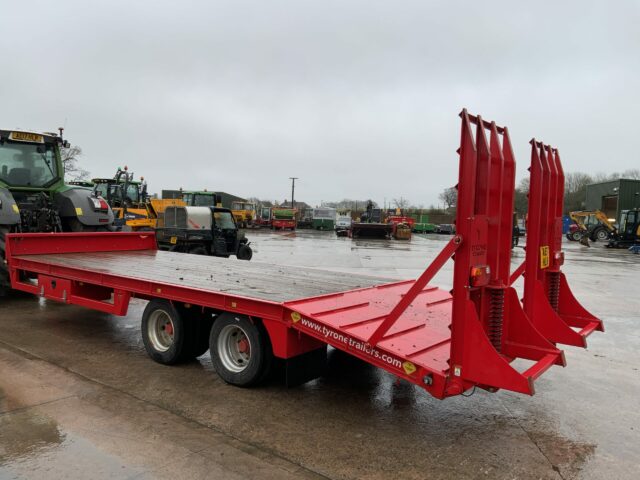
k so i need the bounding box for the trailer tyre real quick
[209,313,272,386]
[141,299,194,365]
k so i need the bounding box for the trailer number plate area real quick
[540,246,550,269]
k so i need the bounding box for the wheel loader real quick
[0,128,114,295]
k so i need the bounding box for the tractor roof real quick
[0,129,60,143]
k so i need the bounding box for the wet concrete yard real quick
[1,230,639,479]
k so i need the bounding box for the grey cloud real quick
[1,1,638,207]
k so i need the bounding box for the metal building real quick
[585,179,640,221]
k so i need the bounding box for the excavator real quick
[92,167,183,231]
[566,210,615,245]
[607,209,640,249]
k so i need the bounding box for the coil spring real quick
[487,289,505,352]
[547,271,561,312]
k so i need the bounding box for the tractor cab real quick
[0,133,62,189]
[181,191,221,207]
[156,206,252,260]
[0,129,113,234]
[92,167,145,209]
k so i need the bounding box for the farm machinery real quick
[92,167,182,231]
[0,128,113,296]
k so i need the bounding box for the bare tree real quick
[622,169,640,180]
[247,197,273,207]
[564,172,593,194]
[61,145,90,181]
[514,178,530,214]
[438,187,457,210]
[392,197,410,209]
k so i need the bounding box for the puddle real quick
[0,410,65,464]
[0,406,142,479]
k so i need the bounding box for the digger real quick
[566,210,616,246]
[607,209,640,249]
[0,128,114,295]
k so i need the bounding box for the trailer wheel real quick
[142,299,194,364]
[209,313,272,386]
[237,244,252,261]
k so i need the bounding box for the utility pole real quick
[289,177,298,209]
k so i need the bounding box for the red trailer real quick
[4,110,603,399]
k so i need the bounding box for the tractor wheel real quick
[0,226,11,297]
[141,299,196,365]
[593,228,610,242]
[237,244,253,261]
[209,313,272,386]
[188,245,208,256]
[569,231,582,242]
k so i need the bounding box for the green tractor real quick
[0,128,114,295]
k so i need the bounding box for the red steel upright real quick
[518,141,604,346]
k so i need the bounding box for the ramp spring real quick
[547,271,561,312]
[487,288,505,352]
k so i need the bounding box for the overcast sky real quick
[2,1,638,207]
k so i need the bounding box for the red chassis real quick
[5,110,602,399]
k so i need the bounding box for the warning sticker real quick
[540,246,550,269]
[402,361,417,375]
[290,311,301,323]
[75,207,83,216]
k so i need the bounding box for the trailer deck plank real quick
[13,250,397,303]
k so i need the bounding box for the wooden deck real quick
[14,250,397,303]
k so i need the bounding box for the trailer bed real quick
[13,249,392,303]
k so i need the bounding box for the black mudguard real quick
[54,187,114,227]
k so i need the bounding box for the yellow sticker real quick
[9,131,44,143]
[75,207,83,216]
[291,311,301,323]
[402,361,417,375]
[540,246,550,269]
[12,204,19,213]
[170,236,177,244]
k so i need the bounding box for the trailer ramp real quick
[285,110,603,399]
